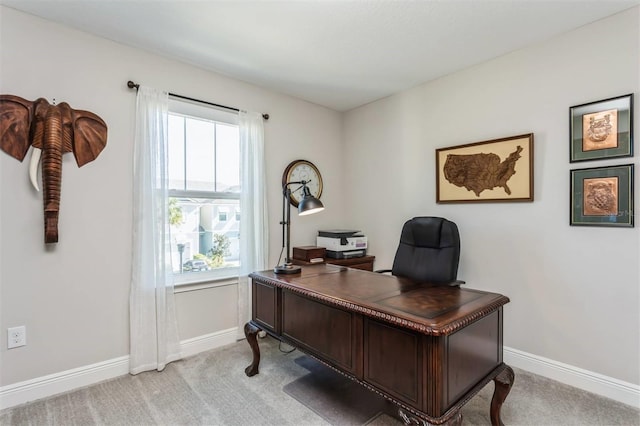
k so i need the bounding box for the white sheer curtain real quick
[237,111,269,339]
[129,86,181,374]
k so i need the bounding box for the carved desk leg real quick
[244,322,261,377]
[490,365,515,426]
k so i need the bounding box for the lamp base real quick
[274,263,301,274]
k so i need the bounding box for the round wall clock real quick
[282,159,323,207]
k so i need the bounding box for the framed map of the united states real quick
[436,134,534,203]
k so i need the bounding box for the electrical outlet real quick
[7,326,26,349]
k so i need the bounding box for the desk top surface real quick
[250,265,509,335]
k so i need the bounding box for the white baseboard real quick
[0,327,239,410]
[179,327,238,358]
[2,338,636,411]
[0,355,130,411]
[504,346,640,408]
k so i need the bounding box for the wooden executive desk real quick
[244,265,514,426]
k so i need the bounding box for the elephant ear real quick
[70,109,108,167]
[0,94,34,161]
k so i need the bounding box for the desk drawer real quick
[252,280,279,334]
[364,319,422,408]
[325,256,375,271]
[343,262,373,271]
[281,290,363,376]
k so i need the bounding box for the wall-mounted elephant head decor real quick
[0,94,107,244]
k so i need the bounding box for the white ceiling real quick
[2,0,639,111]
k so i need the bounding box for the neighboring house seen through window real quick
[168,99,240,283]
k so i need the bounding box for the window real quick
[168,99,240,283]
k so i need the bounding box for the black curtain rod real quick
[127,80,269,120]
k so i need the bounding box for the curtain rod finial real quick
[127,81,139,90]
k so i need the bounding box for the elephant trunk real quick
[42,106,63,244]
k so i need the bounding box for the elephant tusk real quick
[29,147,42,192]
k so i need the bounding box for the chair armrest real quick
[375,269,392,274]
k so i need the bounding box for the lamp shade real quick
[274,182,324,274]
[298,185,324,216]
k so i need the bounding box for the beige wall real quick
[0,6,344,386]
[343,8,639,385]
[175,285,238,339]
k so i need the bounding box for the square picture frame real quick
[435,133,533,203]
[570,93,633,162]
[570,164,634,227]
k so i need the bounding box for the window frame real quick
[168,98,241,286]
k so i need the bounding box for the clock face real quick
[283,160,323,207]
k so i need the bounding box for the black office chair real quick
[377,217,464,286]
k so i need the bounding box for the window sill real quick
[174,265,239,284]
[174,276,239,293]
[173,266,240,293]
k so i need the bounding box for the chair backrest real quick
[391,216,460,284]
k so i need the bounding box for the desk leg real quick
[490,365,515,426]
[244,322,261,377]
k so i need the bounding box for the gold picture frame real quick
[436,134,534,203]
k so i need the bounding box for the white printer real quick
[316,230,367,259]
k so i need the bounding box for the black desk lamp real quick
[274,181,324,274]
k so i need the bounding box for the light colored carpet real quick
[283,355,394,425]
[1,336,638,425]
